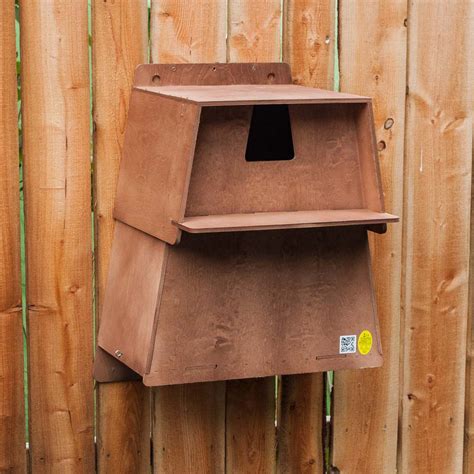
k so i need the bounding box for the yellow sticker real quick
[358,330,373,355]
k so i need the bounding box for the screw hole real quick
[267,72,276,82]
[377,140,386,151]
[152,74,161,84]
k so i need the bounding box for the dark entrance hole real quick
[245,104,295,162]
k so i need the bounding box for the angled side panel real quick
[97,221,168,375]
[114,91,201,244]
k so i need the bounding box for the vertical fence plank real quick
[150,0,226,63]
[225,378,275,474]
[331,2,407,473]
[283,0,335,89]
[465,52,474,471]
[0,0,26,472]
[150,2,227,473]
[227,0,281,62]
[401,2,473,473]
[225,3,281,472]
[92,1,150,472]
[277,2,335,472]
[465,160,474,472]
[277,375,323,474]
[20,1,94,471]
[153,382,225,473]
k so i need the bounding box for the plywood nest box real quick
[94,63,398,386]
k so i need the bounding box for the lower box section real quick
[97,222,382,386]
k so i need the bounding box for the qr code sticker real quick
[339,335,357,354]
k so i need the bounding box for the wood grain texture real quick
[226,378,276,473]
[185,103,382,218]
[176,209,398,233]
[278,375,323,474]
[283,0,335,89]
[136,83,370,105]
[228,0,281,62]
[113,91,201,244]
[134,63,292,87]
[150,4,227,473]
[0,1,26,471]
[145,228,382,386]
[401,2,473,473]
[153,382,225,474]
[465,28,474,472]
[92,1,151,471]
[20,1,93,471]
[277,1,335,471]
[332,2,407,473]
[98,222,167,375]
[225,4,282,472]
[150,0,226,63]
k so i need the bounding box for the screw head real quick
[115,350,123,359]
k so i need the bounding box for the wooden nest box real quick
[94,63,398,386]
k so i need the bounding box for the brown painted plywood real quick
[185,104,382,217]
[0,2,26,470]
[332,2,407,473]
[98,222,168,375]
[134,62,292,87]
[145,227,382,386]
[113,91,201,244]
[176,209,397,234]
[136,83,369,105]
[20,1,94,470]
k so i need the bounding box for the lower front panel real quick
[144,227,382,386]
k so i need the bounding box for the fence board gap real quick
[331,2,407,472]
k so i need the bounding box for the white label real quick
[339,335,357,354]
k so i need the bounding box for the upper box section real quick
[114,63,397,244]
[135,84,370,106]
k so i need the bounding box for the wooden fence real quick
[0,0,473,472]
